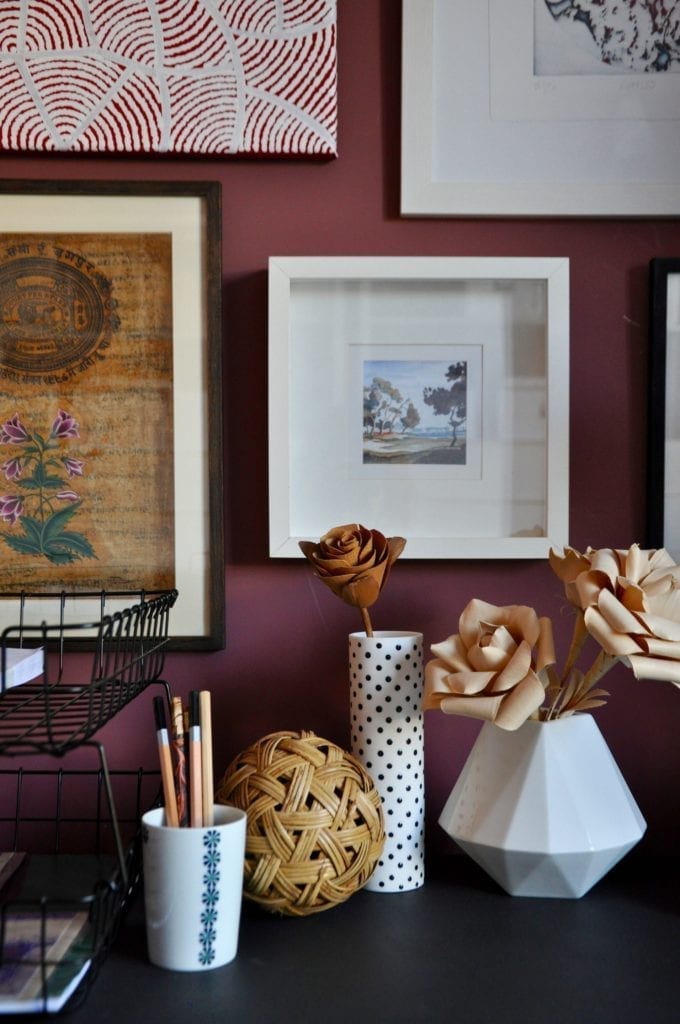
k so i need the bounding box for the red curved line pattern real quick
[169,75,238,154]
[282,0,330,31]
[21,0,90,51]
[89,2,158,68]
[219,0,279,35]
[158,1,230,67]
[0,0,337,155]
[0,9,21,52]
[83,74,163,152]
[0,67,47,150]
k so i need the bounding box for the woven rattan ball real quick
[216,730,385,916]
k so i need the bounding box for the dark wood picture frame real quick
[0,179,224,650]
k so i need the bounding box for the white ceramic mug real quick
[141,804,247,971]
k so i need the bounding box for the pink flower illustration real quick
[50,410,79,439]
[56,490,79,503]
[1,414,29,444]
[0,495,23,524]
[1,457,23,480]
[62,457,85,478]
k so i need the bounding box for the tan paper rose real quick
[299,523,406,636]
[550,543,680,686]
[423,599,556,730]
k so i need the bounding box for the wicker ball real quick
[216,730,385,916]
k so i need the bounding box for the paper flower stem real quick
[560,610,590,684]
[580,649,619,693]
[360,606,374,637]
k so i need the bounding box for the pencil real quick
[199,690,214,827]
[188,690,203,828]
[153,696,179,828]
[171,696,189,827]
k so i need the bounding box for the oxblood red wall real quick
[1,2,678,854]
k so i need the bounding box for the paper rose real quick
[299,523,406,636]
[423,600,556,731]
[425,543,680,732]
[550,543,680,687]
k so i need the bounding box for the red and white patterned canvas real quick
[0,0,337,156]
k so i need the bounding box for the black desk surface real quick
[62,852,678,1024]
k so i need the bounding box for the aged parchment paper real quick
[0,233,175,591]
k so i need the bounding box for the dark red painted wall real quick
[2,2,678,854]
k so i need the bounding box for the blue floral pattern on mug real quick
[198,828,221,965]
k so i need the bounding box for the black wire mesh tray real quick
[0,590,177,756]
[0,766,161,1015]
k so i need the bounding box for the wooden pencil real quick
[199,690,214,827]
[153,696,179,828]
[170,696,189,827]
[188,690,203,827]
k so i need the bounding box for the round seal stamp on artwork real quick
[0,241,119,377]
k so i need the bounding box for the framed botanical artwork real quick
[0,179,224,650]
[0,0,337,158]
[648,258,680,561]
[268,256,570,560]
[401,0,680,216]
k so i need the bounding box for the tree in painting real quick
[364,377,407,437]
[400,401,421,434]
[422,362,467,448]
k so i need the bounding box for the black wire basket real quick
[0,766,162,1015]
[0,590,177,757]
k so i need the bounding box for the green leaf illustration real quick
[1,505,96,563]
[3,532,43,556]
[42,503,81,540]
[44,531,97,562]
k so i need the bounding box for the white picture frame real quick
[268,256,569,560]
[648,259,680,561]
[401,0,680,217]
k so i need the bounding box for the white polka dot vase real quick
[349,631,425,892]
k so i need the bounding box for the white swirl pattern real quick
[0,0,337,154]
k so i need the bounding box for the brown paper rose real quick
[299,523,406,636]
[423,599,556,730]
[550,543,680,686]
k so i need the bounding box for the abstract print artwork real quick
[0,0,337,156]
[540,0,680,73]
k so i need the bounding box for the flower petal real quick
[458,599,506,648]
[429,634,470,672]
[437,692,504,723]
[597,587,644,635]
[624,653,680,684]
[584,606,640,656]
[493,672,547,730]
[487,640,533,694]
[445,668,497,696]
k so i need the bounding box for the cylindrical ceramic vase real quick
[349,631,425,892]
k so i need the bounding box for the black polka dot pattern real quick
[349,631,425,892]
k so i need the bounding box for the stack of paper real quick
[0,911,91,1013]
[0,648,44,692]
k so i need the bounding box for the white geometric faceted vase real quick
[349,631,425,892]
[439,715,646,899]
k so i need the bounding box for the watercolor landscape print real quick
[362,358,469,465]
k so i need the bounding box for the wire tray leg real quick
[81,740,129,890]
